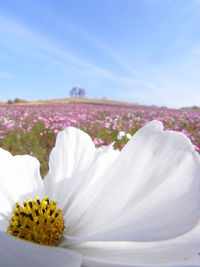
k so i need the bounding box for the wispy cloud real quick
[0,14,88,68]
[1,11,197,107]
[0,13,144,88]
[0,14,177,106]
[38,8,170,99]
[45,9,142,77]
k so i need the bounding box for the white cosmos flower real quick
[117,130,126,140]
[126,133,132,139]
[1,120,200,267]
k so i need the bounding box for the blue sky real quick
[0,0,200,107]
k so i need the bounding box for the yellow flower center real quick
[7,196,64,246]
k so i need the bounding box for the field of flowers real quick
[0,101,200,177]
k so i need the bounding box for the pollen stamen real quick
[7,196,64,246]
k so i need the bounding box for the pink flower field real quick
[0,101,199,176]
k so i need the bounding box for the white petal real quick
[66,222,200,267]
[0,232,82,267]
[117,134,122,140]
[62,121,200,241]
[0,148,43,230]
[63,144,119,229]
[44,127,96,208]
[126,133,132,139]
[119,131,125,137]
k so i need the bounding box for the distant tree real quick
[69,87,86,98]
[14,98,27,103]
[78,88,86,97]
[83,88,86,97]
[7,99,13,104]
[192,105,199,110]
[78,88,82,97]
[69,87,74,97]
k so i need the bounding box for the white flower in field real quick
[126,133,132,139]
[1,120,200,267]
[119,130,126,137]
[117,130,126,140]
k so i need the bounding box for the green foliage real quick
[0,120,56,178]
[6,98,27,104]
[7,99,13,104]
[14,98,27,103]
